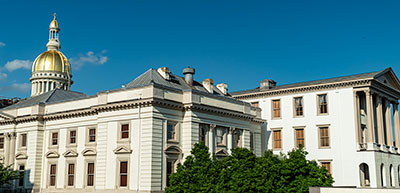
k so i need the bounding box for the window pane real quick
[21,134,27,147]
[89,128,96,142]
[19,165,24,186]
[52,133,58,145]
[120,161,128,187]
[273,100,281,118]
[0,137,4,149]
[50,164,56,186]
[121,124,129,139]
[70,130,76,144]
[68,164,75,186]
[87,163,94,186]
[273,130,282,149]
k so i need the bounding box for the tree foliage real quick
[0,164,22,187]
[165,142,333,193]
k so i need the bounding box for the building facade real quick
[0,16,264,192]
[231,68,400,188]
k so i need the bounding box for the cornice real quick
[232,79,371,100]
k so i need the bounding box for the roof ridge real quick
[44,89,58,103]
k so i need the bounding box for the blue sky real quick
[0,0,400,98]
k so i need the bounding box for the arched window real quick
[390,164,394,187]
[381,164,386,187]
[359,163,370,187]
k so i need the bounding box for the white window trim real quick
[64,159,77,188]
[116,157,130,189]
[317,93,329,116]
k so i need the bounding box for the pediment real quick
[375,68,400,90]
[82,148,96,156]
[46,151,60,158]
[15,152,28,160]
[63,149,78,157]
[164,145,182,155]
[215,149,229,156]
[113,146,132,154]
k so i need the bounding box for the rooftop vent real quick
[157,67,170,80]
[183,66,195,86]
[260,79,276,90]
[202,78,214,93]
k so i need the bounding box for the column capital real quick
[364,89,373,96]
[228,127,235,134]
[6,132,16,139]
[209,124,216,131]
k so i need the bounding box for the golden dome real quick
[49,14,59,29]
[32,50,71,74]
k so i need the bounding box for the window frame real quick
[271,99,281,119]
[317,94,329,115]
[66,162,76,187]
[18,164,25,187]
[199,124,209,145]
[293,96,304,117]
[119,122,130,140]
[85,161,95,187]
[87,127,97,144]
[294,126,305,148]
[50,132,59,147]
[48,163,57,187]
[167,121,179,143]
[318,125,331,149]
[67,129,77,146]
[0,134,4,150]
[215,127,227,147]
[20,133,27,149]
[319,160,333,175]
[272,128,283,150]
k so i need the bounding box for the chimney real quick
[202,78,214,93]
[260,79,276,90]
[217,83,228,95]
[157,67,170,80]
[182,66,195,86]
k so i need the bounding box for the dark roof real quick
[3,89,88,110]
[126,68,226,96]
[230,68,387,96]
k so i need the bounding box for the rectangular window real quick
[251,101,259,108]
[49,164,57,186]
[67,163,75,186]
[166,160,175,187]
[0,134,4,149]
[199,125,208,144]
[87,163,94,186]
[88,128,96,143]
[121,124,129,139]
[233,129,241,148]
[318,94,328,114]
[249,132,254,151]
[321,161,331,174]
[120,161,128,187]
[273,129,282,149]
[167,122,177,141]
[319,127,330,148]
[294,97,304,117]
[216,128,226,146]
[18,165,24,187]
[21,133,27,147]
[69,130,76,144]
[295,128,305,148]
[272,99,281,118]
[51,132,58,146]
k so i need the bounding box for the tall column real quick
[365,90,376,144]
[394,103,400,149]
[376,95,385,145]
[208,124,216,155]
[385,100,393,146]
[354,92,362,147]
[227,128,233,154]
[8,132,16,166]
[4,133,10,165]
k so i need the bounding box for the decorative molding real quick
[15,152,28,160]
[82,148,97,156]
[215,149,229,156]
[113,146,132,154]
[63,149,78,157]
[164,145,182,155]
[45,151,60,158]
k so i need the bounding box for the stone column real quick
[4,133,10,165]
[385,100,393,146]
[208,124,216,155]
[227,128,233,154]
[393,102,400,149]
[354,92,362,147]
[365,90,376,144]
[8,132,16,166]
[376,95,385,145]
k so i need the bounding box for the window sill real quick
[48,145,59,149]
[217,144,226,148]
[317,113,329,116]
[85,142,97,147]
[67,144,77,148]
[167,140,179,144]
[271,117,282,120]
[117,139,131,144]
[293,115,304,118]
[318,146,331,149]
[18,147,27,151]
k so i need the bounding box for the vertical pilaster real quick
[354,92,362,147]
[365,90,376,144]
[4,133,10,165]
[376,95,385,145]
[385,100,393,146]
[8,132,16,166]
[227,128,233,154]
[208,124,216,155]
[394,103,400,149]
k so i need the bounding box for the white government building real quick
[0,16,264,192]
[231,68,400,189]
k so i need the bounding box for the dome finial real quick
[53,13,56,19]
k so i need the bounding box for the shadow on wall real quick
[0,169,34,193]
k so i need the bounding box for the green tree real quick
[165,143,333,193]
[0,164,22,187]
